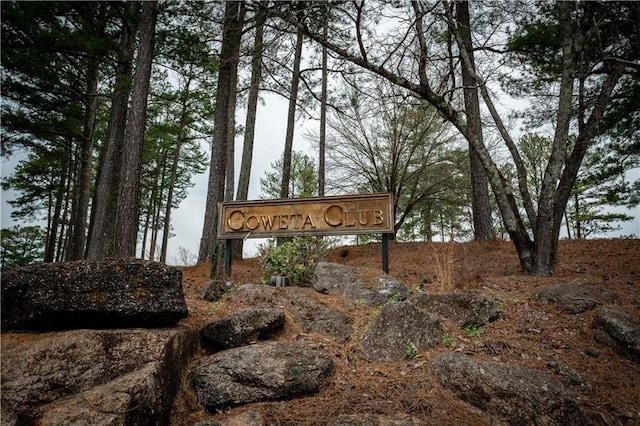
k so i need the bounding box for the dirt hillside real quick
[173,238,640,425]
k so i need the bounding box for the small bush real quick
[406,342,418,359]
[258,236,328,287]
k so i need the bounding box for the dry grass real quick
[172,238,640,425]
[432,237,455,292]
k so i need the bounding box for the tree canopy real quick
[2,1,637,274]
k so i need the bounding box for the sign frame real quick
[217,193,394,239]
[217,193,395,275]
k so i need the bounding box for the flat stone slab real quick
[1,259,188,330]
[536,282,616,314]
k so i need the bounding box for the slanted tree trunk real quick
[86,6,137,260]
[318,12,328,197]
[67,58,99,260]
[237,6,266,203]
[455,1,495,241]
[160,94,191,263]
[44,156,69,262]
[114,0,158,258]
[280,27,304,199]
[454,1,620,275]
[198,1,246,265]
[235,5,267,259]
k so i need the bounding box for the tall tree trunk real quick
[318,14,328,197]
[564,210,572,239]
[141,156,163,259]
[56,154,74,262]
[280,28,304,199]
[574,193,582,239]
[86,5,137,260]
[67,58,99,260]
[44,158,68,262]
[235,5,266,259]
[114,0,158,258]
[160,73,194,263]
[140,199,152,258]
[160,138,182,263]
[224,84,236,203]
[198,1,246,264]
[237,6,266,202]
[456,1,495,241]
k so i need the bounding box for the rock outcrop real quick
[3,256,638,425]
[431,353,593,425]
[200,279,236,302]
[536,282,616,314]
[592,306,640,362]
[1,326,199,426]
[411,292,501,328]
[314,262,408,306]
[200,307,285,350]
[231,284,354,342]
[192,342,333,409]
[1,259,188,330]
[361,298,442,362]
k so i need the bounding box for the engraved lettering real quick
[261,215,275,230]
[278,215,289,229]
[219,195,392,238]
[246,215,259,230]
[357,210,369,226]
[291,214,302,229]
[324,205,343,226]
[302,214,316,228]
[344,209,356,227]
[372,210,384,226]
[227,210,244,231]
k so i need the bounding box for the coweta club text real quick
[226,205,385,232]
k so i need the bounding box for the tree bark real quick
[318,11,328,197]
[198,1,246,264]
[67,58,99,260]
[235,5,267,259]
[114,0,158,258]
[86,6,137,260]
[455,1,495,241]
[160,104,188,263]
[280,28,304,199]
[237,6,266,203]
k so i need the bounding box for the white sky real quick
[168,92,316,264]
[0,92,315,265]
[1,92,638,266]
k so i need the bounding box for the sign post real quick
[218,193,394,275]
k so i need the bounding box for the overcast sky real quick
[167,92,316,264]
[0,91,315,265]
[1,92,638,265]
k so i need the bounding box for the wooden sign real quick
[218,193,394,239]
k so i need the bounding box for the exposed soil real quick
[172,239,640,425]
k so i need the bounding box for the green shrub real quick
[257,236,328,287]
[406,342,418,359]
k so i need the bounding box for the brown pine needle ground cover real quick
[172,239,640,425]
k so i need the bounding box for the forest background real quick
[1,1,638,270]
